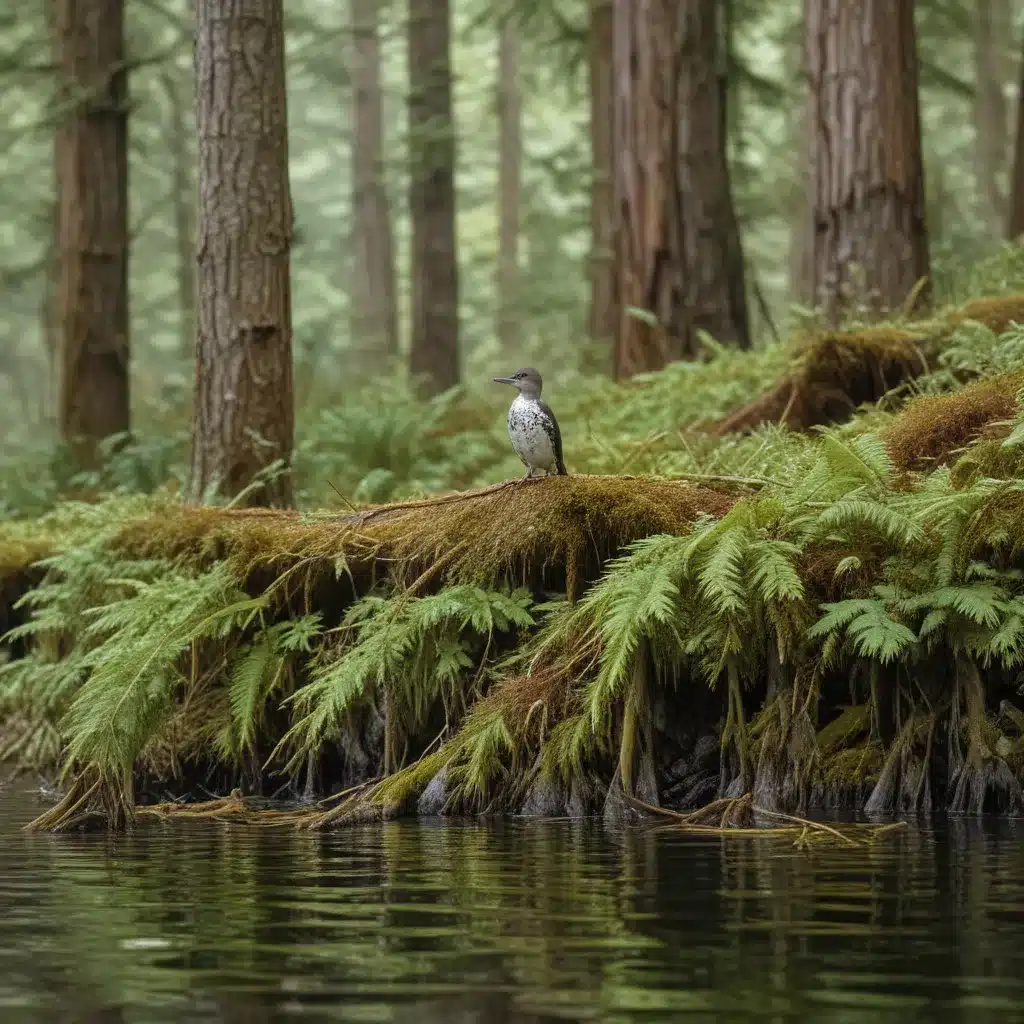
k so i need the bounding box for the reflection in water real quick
[1,784,1024,1022]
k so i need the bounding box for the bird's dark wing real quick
[539,400,568,475]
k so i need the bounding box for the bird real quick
[492,367,568,485]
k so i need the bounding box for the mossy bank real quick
[5,290,1024,831]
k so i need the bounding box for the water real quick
[2,783,1024,1023]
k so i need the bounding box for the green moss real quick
[947,294,1024,334]
[820,743,883,789]
[13,287,1024,832]
[816,704,871,756]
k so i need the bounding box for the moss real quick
[820,743,883,789]
[114,475,741,600]
[947,294,1024,334]
[708,325,929,435]
[708,292,1024,437]
[816,704,871,756]
[800,546,881,601]
[885,372,1022,472]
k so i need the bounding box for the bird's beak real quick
[493,376,516,385]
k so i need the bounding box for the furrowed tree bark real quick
[806,0,930,321]
[612,0,748,380]
[496,15,521,352]
[408,0,459,396]
[350,0,399,367]
[189,0,295,508]
[1008,31,1024,240]
[54,0,130,468]
[588,0,617,354]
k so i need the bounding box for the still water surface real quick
[3,782,1024,1023]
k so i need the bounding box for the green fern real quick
[274,584,534,775]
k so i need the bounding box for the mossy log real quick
[707,293,1024,436]
[112,474,741,601]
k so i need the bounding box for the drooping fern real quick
[58,561,267,783]
[273,584,535,776]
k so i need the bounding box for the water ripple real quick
[1,786,1023,1022]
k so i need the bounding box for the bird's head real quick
[493,367,543,398]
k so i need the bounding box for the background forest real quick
[2,0,1024,516]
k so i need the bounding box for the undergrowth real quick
[5,288,1024,829]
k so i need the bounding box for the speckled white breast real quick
[508,394,557,471]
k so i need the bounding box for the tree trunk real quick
[611,0,684,379]
[189,0,295,508]
[408,0,459,396]
[612,0,748,380]
[496,16,521,352]
[787,24,814,307]
[54,0,130,467]
[1008,32,1024,240]
[350,0,399,367]
[41,199,59,425]
[806,0,930,321]
[677,0,750,351]
[162,71,195,363]
[588,0,617,354]
[973,0,1012,233]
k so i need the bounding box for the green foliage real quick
[275,584,535,773]
[7,275,1024,826]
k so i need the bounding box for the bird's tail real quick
[557,459,568,476]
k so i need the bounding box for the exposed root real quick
[946,656,1024,815]
[24,766,134,833]
[627,793,906,848]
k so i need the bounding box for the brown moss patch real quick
[800,545,881,601]
[948,294,1024,334]
[114,475,741,601]
[485,668,572,734]
[884,372,1022,472]
[707,292,1024,437]
[707,326,928,436]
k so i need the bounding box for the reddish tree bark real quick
[189,0,295,508]
[806,0,930,320]
[612,0,749,380]
[54,0,130,466]
[588,0,617,353]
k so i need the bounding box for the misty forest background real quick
[3,0,1024,518]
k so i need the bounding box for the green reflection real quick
[1,785,1023,1023]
